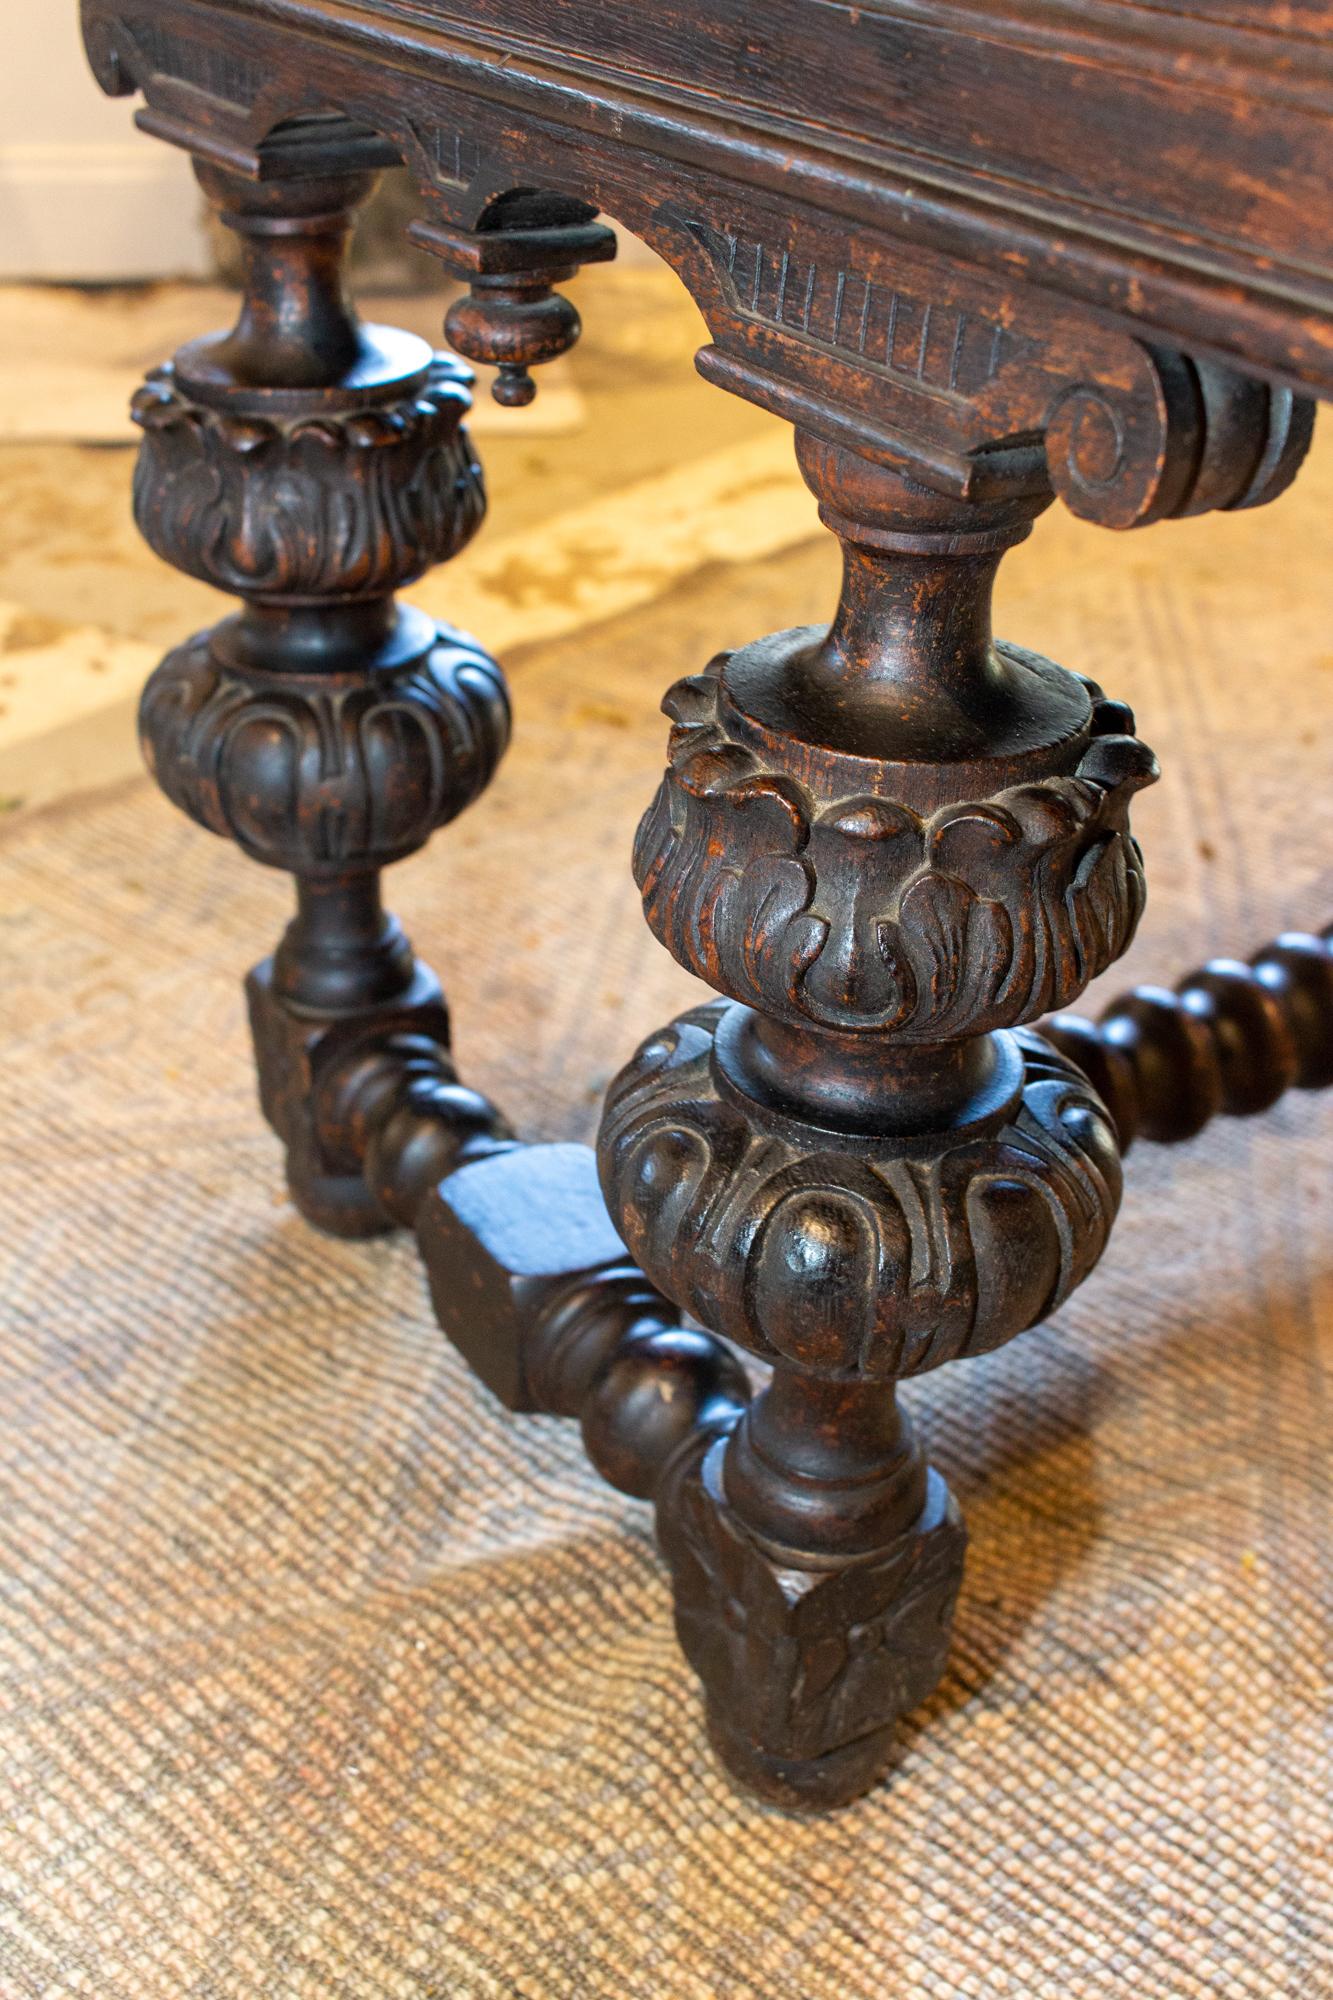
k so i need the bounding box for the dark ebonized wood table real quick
[81,0,1333,1808]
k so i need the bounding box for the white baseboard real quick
[0,141,210,282]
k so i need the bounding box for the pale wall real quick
[0,7,209,280]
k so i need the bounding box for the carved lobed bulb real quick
[131,352,485,601]
[598,1000,1122,1379]
[140,623,510,875]
[634,656,1158,1040]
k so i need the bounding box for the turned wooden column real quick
[133,159,513,1231]
[129,145,754,1521]
[597,434,1159,1807]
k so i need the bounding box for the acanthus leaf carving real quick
[634,656,1158,1040]
[658,1433,965,1770]
[597,1001,1123,1381]
[131,354,485,601]
[139,624,510,875]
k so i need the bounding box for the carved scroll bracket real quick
[1043,346,1315,528]
[664,201,1316,528]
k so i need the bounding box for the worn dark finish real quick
[598,439,1149,1805]
[85,0,1331,1810]
[132,157,512,1234]
[418,1142,751,1498]
[415,198,617,407]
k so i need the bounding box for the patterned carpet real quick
[0,441,1331,1995]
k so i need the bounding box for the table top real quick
[83,0,1333,532]
[349,1,1333,262]
[85,0,1333,399]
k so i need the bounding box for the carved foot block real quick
[659,1437,966,1810]
[246,957,452,1237]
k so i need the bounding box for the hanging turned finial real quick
[410,193,616,405]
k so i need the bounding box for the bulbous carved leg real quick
[133,158,511,1233]
[598,436,1156,1808]
[126,150,755,1513]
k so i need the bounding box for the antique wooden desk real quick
[81,0,1333,1809]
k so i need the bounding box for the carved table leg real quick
[127,145,755,1524]
[293,910,1333,1537]
[132,156,512,1233]
[126,141,1330,1813]
[597,435,1158,1807]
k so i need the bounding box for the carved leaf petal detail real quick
[132,358,484,601]
[658,1436,966,1765]
[598,1008,1122,1378]
[635,668,1158,1037]
[139,627,510,874]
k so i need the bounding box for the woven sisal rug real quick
[1,501,1330,1995]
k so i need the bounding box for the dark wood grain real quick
[81,0,1333,393]
[86,0,1331,1811]
[596,438,1147,1804]
[131,158,513,1231]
